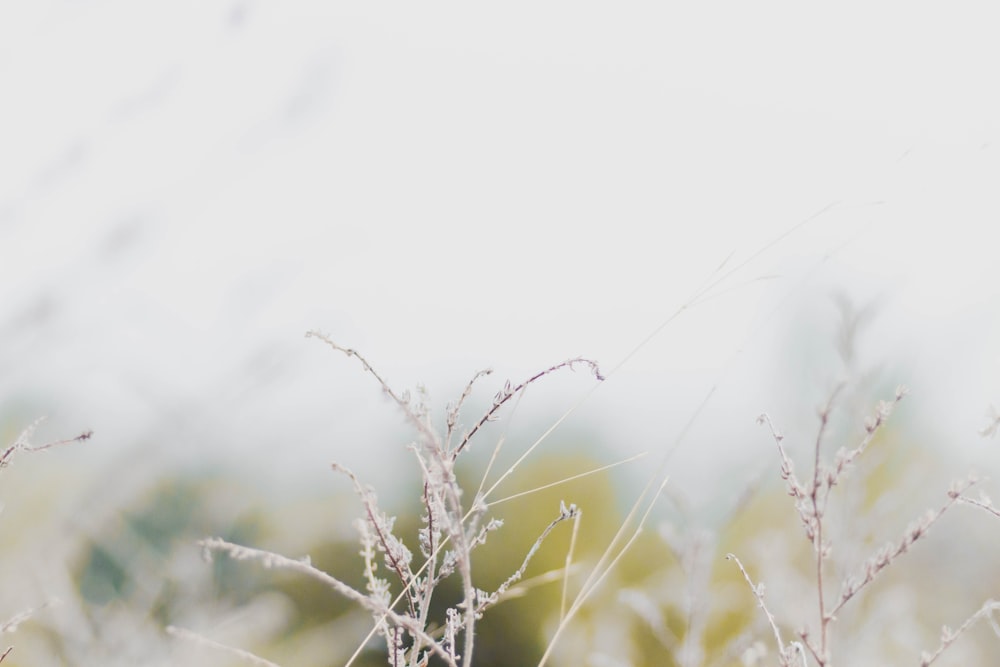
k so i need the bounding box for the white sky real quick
[1,1,998,503]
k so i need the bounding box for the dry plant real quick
[727,385,999,666]
[168,211,936,666]
[164,210,851,667]
[174,331,648,666]
[0,418,91,665]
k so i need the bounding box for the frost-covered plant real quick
[182,332,607,666]
[728,385,993,666]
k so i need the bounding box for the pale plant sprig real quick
[832,477,976,620]
[739,387,981,666]
[344,436,638,667]
[0,418,92,469]
[445,368,493,450]
[754,385,905,664]
[198,499,580,667]
[307,331,606,665]
[196,342,606,667]
[475,501,580,614]
[333,344,603,665]
[934,490,1000,664]
[197,537,461,667]
[726,553,806,667]
[351,449,638,662]
[957,491,1000,519]
[305,332,463,586]
[331,462,417,617]
[918,599,1000,666]
[454,357,604,459]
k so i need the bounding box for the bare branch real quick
[198,537,458,667]
[0,418,92,469]
[919,599,1000,666]
[833,477,977,617]
[454,357,604,459]
[726,554,795,667]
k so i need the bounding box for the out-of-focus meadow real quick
[3,3,1000,665]
[6,311,1000,666]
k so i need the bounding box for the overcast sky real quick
[2,2,998,503]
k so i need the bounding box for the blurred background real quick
[2,2,999,665]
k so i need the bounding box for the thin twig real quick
[832,477,978,617]
[454,357,604,459]
[0,419,92,468]
[332,463,417,617]
[919,599,1000,666]
[726,554,792,666]
[476,502,579,614]
[199,538,459,667]
[809,385,844,661]
[445,368,493,451]
[305,331,440,447]
[958,494,1000,519]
